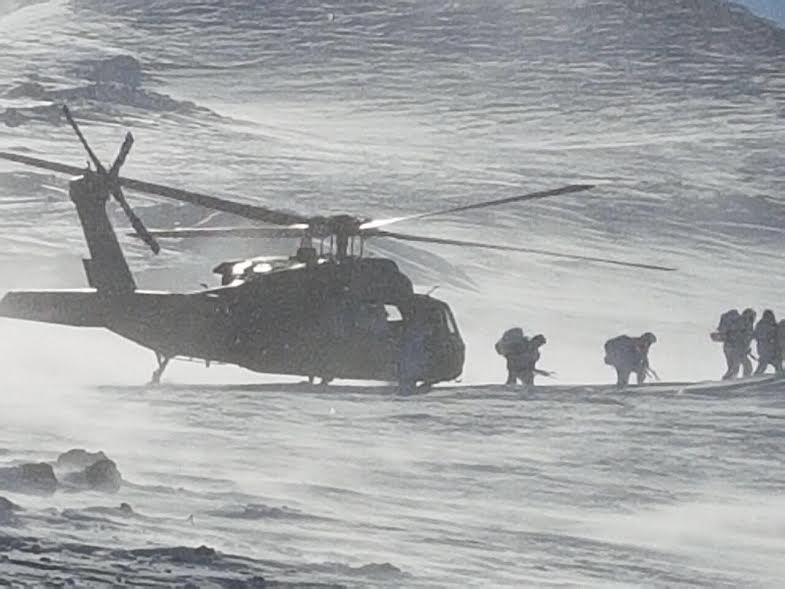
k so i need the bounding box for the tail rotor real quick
[62,105,160,254]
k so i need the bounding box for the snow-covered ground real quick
[1,1,784,586]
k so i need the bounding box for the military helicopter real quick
[0,107,674,391]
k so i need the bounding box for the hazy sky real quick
[733,0,785,23]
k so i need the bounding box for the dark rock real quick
[1,108,25,128]
[56,449,108,471]
[53,83,191,111]
[171,545,216,565]
[0,497,21,512]
[1,104,61,127]
[62,459,122,493]
[4,81,48,100]
[0,496,22,526]
[88,55,143,88]
[83,502,136,519]
[118,502,133,516]
[218,576,267,589]
[0,463,57,496]
[130,545,217,565]
[84,459,122,493]
[0,536,24,551]
[207,503,310,521]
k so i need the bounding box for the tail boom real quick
[0,289,106,327]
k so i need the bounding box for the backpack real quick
[604,335,627,365]
[717,310,740,337]
[496,327,526,356]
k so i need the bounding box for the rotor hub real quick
[305,214,365,239]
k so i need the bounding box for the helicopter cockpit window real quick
[383,305,402,323]
[352,303,396,337]
[221,258,304,285]
[443,308,458,334]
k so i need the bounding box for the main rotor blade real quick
[109,132,134,179]
[0,152,87,176]
[116,177,310,226]
[119,177,308,225]
[360,184,595,231]
[0,149,160,253]
[62,105,104,173]
[135,226,305,239]
[374,230,676,272]
[112,185,161,253]
[0,151,309,226]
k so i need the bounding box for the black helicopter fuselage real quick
[0,175,465,386]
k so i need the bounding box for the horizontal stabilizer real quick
[0,290,105,327]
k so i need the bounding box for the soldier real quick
[712,309,740,344]
[740,308,757,377]
[753,309,780,375]
[712,309,745,380]
[495,327,528,385]
[398,321,427,394]
[398,307,437,394]
[518,334,547,385]
[604,332,657,387]
[777,320,785,375]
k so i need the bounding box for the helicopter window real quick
[252,262,274,273]
[349,303,399,337]
[384,305,402,322]
[443,308,458,334]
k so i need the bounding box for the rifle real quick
[646,366,661,382]
[534,368,557,379]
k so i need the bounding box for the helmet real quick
[742,308,756,321]
[501,327,525,343]
[641,332,657,345]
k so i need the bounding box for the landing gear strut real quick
[306,375,333,386]
[397,379,434,395]
[150,352,170,385]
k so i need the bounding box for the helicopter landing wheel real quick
[416,381,435,394]
[150,352,171,386]
[397,379,434,395]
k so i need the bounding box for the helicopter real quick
[0,106,674,391]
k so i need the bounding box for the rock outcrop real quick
[0,463,57,496]
[56,449,108,472]
[61,459,123,493]
[0,496,22,526]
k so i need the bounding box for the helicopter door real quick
[381,304,403,339]
[324,301,402,379]
[434,304,464,379]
